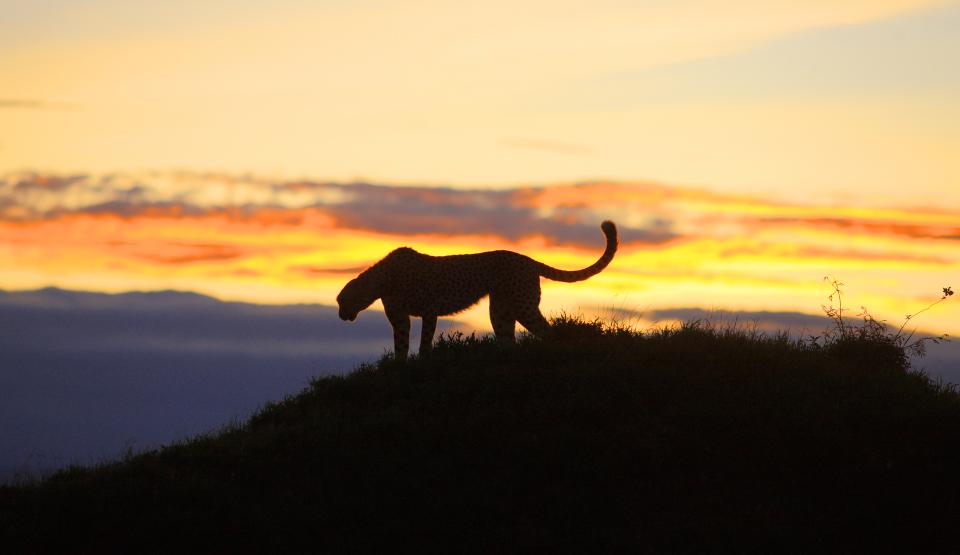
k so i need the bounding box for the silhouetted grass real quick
[2,316,960,553]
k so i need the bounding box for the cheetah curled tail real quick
[337,221,618,360]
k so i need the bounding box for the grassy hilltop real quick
[2,317,960,553]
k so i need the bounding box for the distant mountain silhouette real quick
[0,288,462,481]
[2,288,956,483]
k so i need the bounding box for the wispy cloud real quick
[0,99,47,109]
[4,172,960,259]
[0,99,77,110]
[292,265,374,276]
[0,174,679,248]
[131,243,246,265]
[5,173,959,253]
[500,138,594,156]
[748,216,960,242]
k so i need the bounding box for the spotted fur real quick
[337,221,618,360]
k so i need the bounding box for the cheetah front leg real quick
[420,315,437,356]
[384,306,411,361]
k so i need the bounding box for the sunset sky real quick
[5,0,960,486]
[2,0,958,339]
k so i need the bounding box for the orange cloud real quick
[1,172,957,336]
[749,216,960,241]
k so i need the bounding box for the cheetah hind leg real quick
[489,299,517,343]
[518,308,551,338]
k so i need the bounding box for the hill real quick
[2,317,960,553]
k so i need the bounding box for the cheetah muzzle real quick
[336,221,618,360]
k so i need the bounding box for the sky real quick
[2,0,959,205]
[2,0,958,479]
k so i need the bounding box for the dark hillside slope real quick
[3,319,960,553]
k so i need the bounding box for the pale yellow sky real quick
[2,0,958,206]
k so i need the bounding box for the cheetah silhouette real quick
[337,221,618,360]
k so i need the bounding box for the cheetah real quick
[337,221,618,360]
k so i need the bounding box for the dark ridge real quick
[2,317,959,553]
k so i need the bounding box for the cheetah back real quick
[382,250,539,317]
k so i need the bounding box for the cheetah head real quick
[336,277,379,321]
